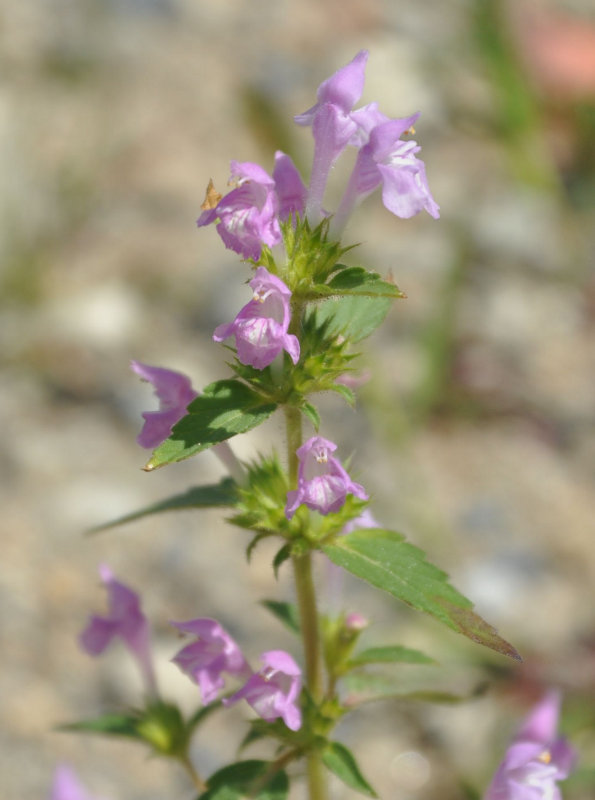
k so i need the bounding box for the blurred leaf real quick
[88,478,238,533]
[342,673,473,706]
[261,600,300,634]
[58,712,141,740]
[348,645,436,668]
[301,401,321,431]
[323,529,520,661]
[273,544,292,578]
[198,760,289,800]
[145,380,277,470]
[322,741,377,797]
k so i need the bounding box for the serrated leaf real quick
[261,600,301,634]
[326,266,405,298]
[145,380,277,470]
[273,544,291,578]
[348,645,436,668]
[315,295,393,343]
[301,401,320,431]
[88,478,238,533]
[198,760,289,800]
[58,712,141,740]
[322,529,520,661]
[322,741,377,798]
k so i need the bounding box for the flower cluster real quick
[485,692,575,800]
[198,49,438,262]
[170,617,302,731]
[80,569,302,732]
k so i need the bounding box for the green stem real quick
[179,754,207,794]
[285,403,328,800]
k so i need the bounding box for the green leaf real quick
[88,478,238,533]
[322,741,377,798]
[326,266,405,298]
[145,380,277,470]
[341,673,474,706]
[187,700,223,733]
[58,712,141,741]
[272,544,291,578]
[322,529,520,661]
[348,645,436,668]
[301,401,320,431]
[261,600,300,634]
[198,760,289,800]
[314,295,393,343]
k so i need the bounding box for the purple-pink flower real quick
[224,650,302,731]
[285,436,368,519]
[79,565,157,696]
[197,156,306,260]
[170,618,250,704]
[485,692,576,800]
[131,361,197,449]
[50,765,107,800]
[213,266,300,369]
[332,115,439,233]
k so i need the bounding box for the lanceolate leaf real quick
[198,760,289,800]
[314,295,393,343]
[58,712,141,741]
[348,645,436,668]
[88,478,238,533]
[341,673,473,706]
[322,741,377,798]
[261,600,301,634]
[322,529,520,661]
[145,380,277,470]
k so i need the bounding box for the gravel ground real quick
[1,1,594,798]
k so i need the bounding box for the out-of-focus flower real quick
[295,50,369,221]
[225,650,302,731]
[340,508,379,535]
[213,266,300,369]
[485,691,576,800]
[131,361,197,449]
[79,565,157,696]
[285,436,368,519]
[344,612,369,632]
[49,765,107,800]
[332,115,439,234]
[170,618,250,704]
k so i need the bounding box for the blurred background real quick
[1,0,595,798]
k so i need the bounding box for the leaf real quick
[314,295,393,343]
[348,645,436,668]
[198,760,289,800]
[272,544,291,578]
[341,673,474,706]
[187,700,223,733]
[88,478,238,533]
[326,266,405,298]
[145,380,277,470]
[322,529,520,661]
[261,600,300,634]
[301,401,320,431]
[58,712,141,741]
[322,741,377,798]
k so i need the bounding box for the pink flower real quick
[131,361,197,449]
[332,115,439,234]
[197,156,306,260]
[485,692,576,800]
[213,266,300,369]
[170,618,250,704]
[50,766,107,800]
[285,436,368,519]
[79,565,157,696]
[225,650,302,731]
[295,50,369,221]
